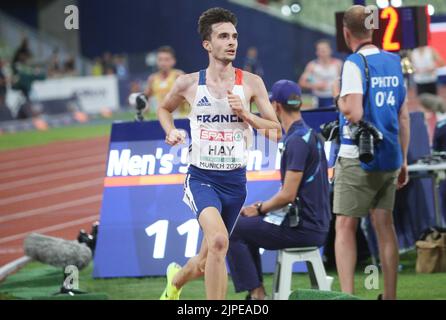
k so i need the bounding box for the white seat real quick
[272,247,334,300]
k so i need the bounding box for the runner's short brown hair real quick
[198,7,237,41]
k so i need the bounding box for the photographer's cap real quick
[269,80,302,106]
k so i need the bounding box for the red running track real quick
[0,137,109,267]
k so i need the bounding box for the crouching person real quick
[227,80,332,300]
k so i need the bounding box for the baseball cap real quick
[269,80,302,106]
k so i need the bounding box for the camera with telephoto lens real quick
[320,120,340,143]
[128,92,148,122]
[135,94,148,111]
[349,121,383,163]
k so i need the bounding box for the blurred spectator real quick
[243,47,264,77]
[91,57,104,76]
[419,93,446,149]
[63,55,77,77]
[411,46,445,95]
[144,46,187,117]
[0,59,6,99]
[299,39,342,108]
[102,52,116,75]
[11,41,45,119]
[104,66,115,75]
[0,58,13,122]
[11,51,45,98]
[114,54,128,79]
[420,93,446,224]
[47,49,62,78]
[12,37,32,72]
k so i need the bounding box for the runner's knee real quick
[208,232,229,255]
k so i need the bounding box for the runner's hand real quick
[166,129,186,146]
[228,91,249,121]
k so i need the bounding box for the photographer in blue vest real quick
[333,5,410,300]
[226,80,331,300]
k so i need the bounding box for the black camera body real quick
[135,94,148,111]
[128,92,148,122]
[350,121,383,163]
[320,120,340,143]
[135,94,148,122]
[286,198,302,228]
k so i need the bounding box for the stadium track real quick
[0,137,109,267]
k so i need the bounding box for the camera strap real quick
[354,42,373,121]
[357,53,371,120]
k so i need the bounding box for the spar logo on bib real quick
[200,129,244,142]
[233,131,243,142]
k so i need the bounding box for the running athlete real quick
[299,39,342,108]
[157,7,281,300]
[144,46,188,117]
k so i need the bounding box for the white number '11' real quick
[145,219,200,259]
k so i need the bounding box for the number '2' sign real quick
[335,5,430,53]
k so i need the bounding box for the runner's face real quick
[316,43,331,59]
[157,52,175,73]
[206,22,238,63]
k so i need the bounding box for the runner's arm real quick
[298,62,315,90]
[157,74,189,138]
[144,74,154,98]
[247,75,282,141]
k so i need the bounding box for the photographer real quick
[333,5,410,300]
[226,80,331,300]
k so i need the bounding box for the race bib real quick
[198,128,245,171]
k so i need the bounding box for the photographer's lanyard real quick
[355,42,374,121]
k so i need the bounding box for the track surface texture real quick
[0,137,108,267]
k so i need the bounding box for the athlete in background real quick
[157,7,281,300]
[299,39,342,109]
[145,46,188,117]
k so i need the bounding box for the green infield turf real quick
[0,97,317,152]
[1,250,445,300]
[0,111,156,151]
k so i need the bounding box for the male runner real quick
[144,46,187,117]
[299,39,342,108]
[157,7,281,300]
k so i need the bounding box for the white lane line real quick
[0,256,31,280]
[0,178,104,206]
[0,154,106,179]
[0,247,23,254]
[0,195,102,223]
[0,165,104,191]
[0,147,106,171]
[0,215,99,244]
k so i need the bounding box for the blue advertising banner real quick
[93,110,338,278]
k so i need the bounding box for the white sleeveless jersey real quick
[188,68,252,171]
[412,47,437,84]
[311,59,340,98]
